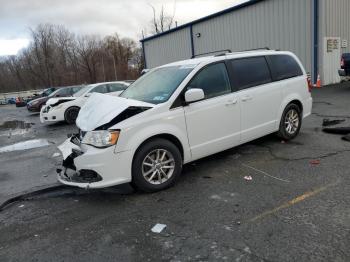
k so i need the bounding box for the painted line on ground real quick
[249,181,340,222]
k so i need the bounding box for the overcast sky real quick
[0,0,248,55]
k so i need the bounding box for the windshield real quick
[41,88,54,97]
[73,85,92,97]
[120,65,195,104]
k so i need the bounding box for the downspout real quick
[141,41,147,69]
[313,0,319,84]
[190,25,195,58]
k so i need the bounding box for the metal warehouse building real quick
[141,0,350,85]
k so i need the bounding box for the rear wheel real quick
[131,138,182,192]
[277,103,302,140]
[64,107,80,124]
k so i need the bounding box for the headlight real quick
[81,130,120,148]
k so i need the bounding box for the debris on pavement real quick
[310,159,320,165]
[322,127,350,135]
[322,118,346,127]
[244,176,253,181]
[242,163,290,183]
[52,152,60,158]
[341,135,350,142]
[18,204,24,208]
[151,223,167,233]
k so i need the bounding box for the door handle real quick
[225,98,238,106]
[241,95,253,102]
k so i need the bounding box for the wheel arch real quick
[276,95,304,129]
[134,133,185,161]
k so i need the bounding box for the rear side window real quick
[91,84,108,94]
[229,57,272,90]
[108,83,127,92]
[187,63,231,99]
[268,55,303,81]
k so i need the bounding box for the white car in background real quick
[40,81,130,124]
[57,50,312,192]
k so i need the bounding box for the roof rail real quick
[239,47,271,52]
[191,49,232,59]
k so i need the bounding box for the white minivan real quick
[57,50,312,192]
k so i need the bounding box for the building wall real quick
[319,0,350,53]
[143,27,192,69]
[318,0,350,84]
[192,0,312,73]
[143,0,313,73]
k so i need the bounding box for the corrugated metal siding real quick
[319,0,350,53]
[143,28,192,68]
[318,0,350,84]
[192,0,312,73]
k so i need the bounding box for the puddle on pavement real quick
[0,139,50,153]
[0,120,34,138]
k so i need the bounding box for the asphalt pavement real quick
[0,84,349,262]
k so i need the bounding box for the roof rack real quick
[191,49,232,59]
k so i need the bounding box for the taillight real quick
[16,97,20,102]
[341,58,344,67]
[306,74,312,92]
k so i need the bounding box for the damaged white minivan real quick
[58,50,312,192]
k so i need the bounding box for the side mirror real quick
[185,88,205,103]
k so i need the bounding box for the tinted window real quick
[91,84,108,94]
[57,88,71,96]
[108,83,127,92]
[268,55,303,81]
[230,57,272,90]
[188,63,231,99]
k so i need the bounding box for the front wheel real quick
[64,107,80,124]
[277,103,302,140]
[131,138,182,193]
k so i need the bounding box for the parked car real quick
[57,50,312,192]
[7,98,16,104]
[27,87,57,102]
[27,85,84,112]
[40,81,130,124]
[339,53,350,77]
[15,97,27,107]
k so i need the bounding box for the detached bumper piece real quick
[58,147,103,184]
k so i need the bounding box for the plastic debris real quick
[18,204,24,208]
[52,152,60,158]
[342,135,350,142]
[151,223,167,233]
[322,119,346,127]
[310,160,320,165]
[322,127,350,135]
[244,176,253,181]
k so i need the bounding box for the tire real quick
[64,107,80,124]
[277,103,302,140]
[131,138,183,193]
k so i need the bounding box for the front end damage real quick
[56,93,156,189]
[57,133,134,189]
[57,135,102,184]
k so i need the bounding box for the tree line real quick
[0,24,144,93]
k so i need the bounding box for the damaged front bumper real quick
[57,135,133,189]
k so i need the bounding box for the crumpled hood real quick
[76,93,155,131]
[46,96,76,106]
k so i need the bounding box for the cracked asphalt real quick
[0,83,350,262]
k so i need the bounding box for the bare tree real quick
[149,5,174,34]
